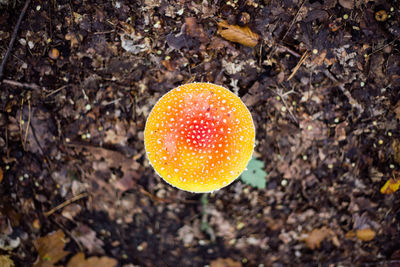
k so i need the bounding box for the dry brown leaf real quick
[33,230,70,267]
[0,167,3,183]
[356,228,376,241]
[210,258,242,267]
[0,255,14,267]
[217,20,259,48]
[66,253,117,267]
[304,227,333,250]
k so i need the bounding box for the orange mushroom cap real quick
[144,82,255,193]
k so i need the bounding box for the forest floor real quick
[0,0,400,266]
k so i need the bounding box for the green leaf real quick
[240,158,267,189]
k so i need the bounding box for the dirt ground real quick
[0,0,400,266]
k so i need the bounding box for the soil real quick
[0,0,400,266]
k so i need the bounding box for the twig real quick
[268,0,305,59]
[367,35,400,57]
[50,218,84,252]
[45,85,68,98]
[281,0,305,42]
[19,96,31,150]
[1,79,41,90]
[0,0,32,80]
[287,50,310,81]
[323,69,364,112]
[44,192,89,217]
[276,43,301,58]
[269,86,299,124]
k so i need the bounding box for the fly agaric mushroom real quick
[144,82,255,193]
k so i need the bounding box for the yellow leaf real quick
[380,178,400,194]
[66,253,117,267]
[217,20,259,48]
[33,230,70,267]
[356,228,376,241]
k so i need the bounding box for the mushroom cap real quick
[144,82,255,193]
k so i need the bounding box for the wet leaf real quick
[356,228,376,241]
[0,255,14,267]
[33,230,69,267]
[66,253,117,267]
[380,177,400,195]
[240,158,267,189]
[217,20,259,48]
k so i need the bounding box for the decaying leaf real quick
[380,177,400,195]
[217,20,259,48]
[33,230,69,267]
[303,227,334,250]
[0,255,14,267]
[66,253,117,267]
[210,257,242,267]
[0,167,3,183]
[356,228,376,241]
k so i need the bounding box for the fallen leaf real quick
[380,177,400,194]
[345,230,356,239]
[72,224,104,254]
[210,258,242,267]
[185,17,209,43]
[394,101,400,119]
[0,167,3,183]
[338,0,354,9]
[240,158,267,189]
[299,117,329,141]
[61,203,82,221]
[217,20,259,48]
[393,139,400,165]
[303,227,333,250]
[66,253,117,267]
[356,228,376,241]
[0,255,14,267]
[33,230,69,267]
